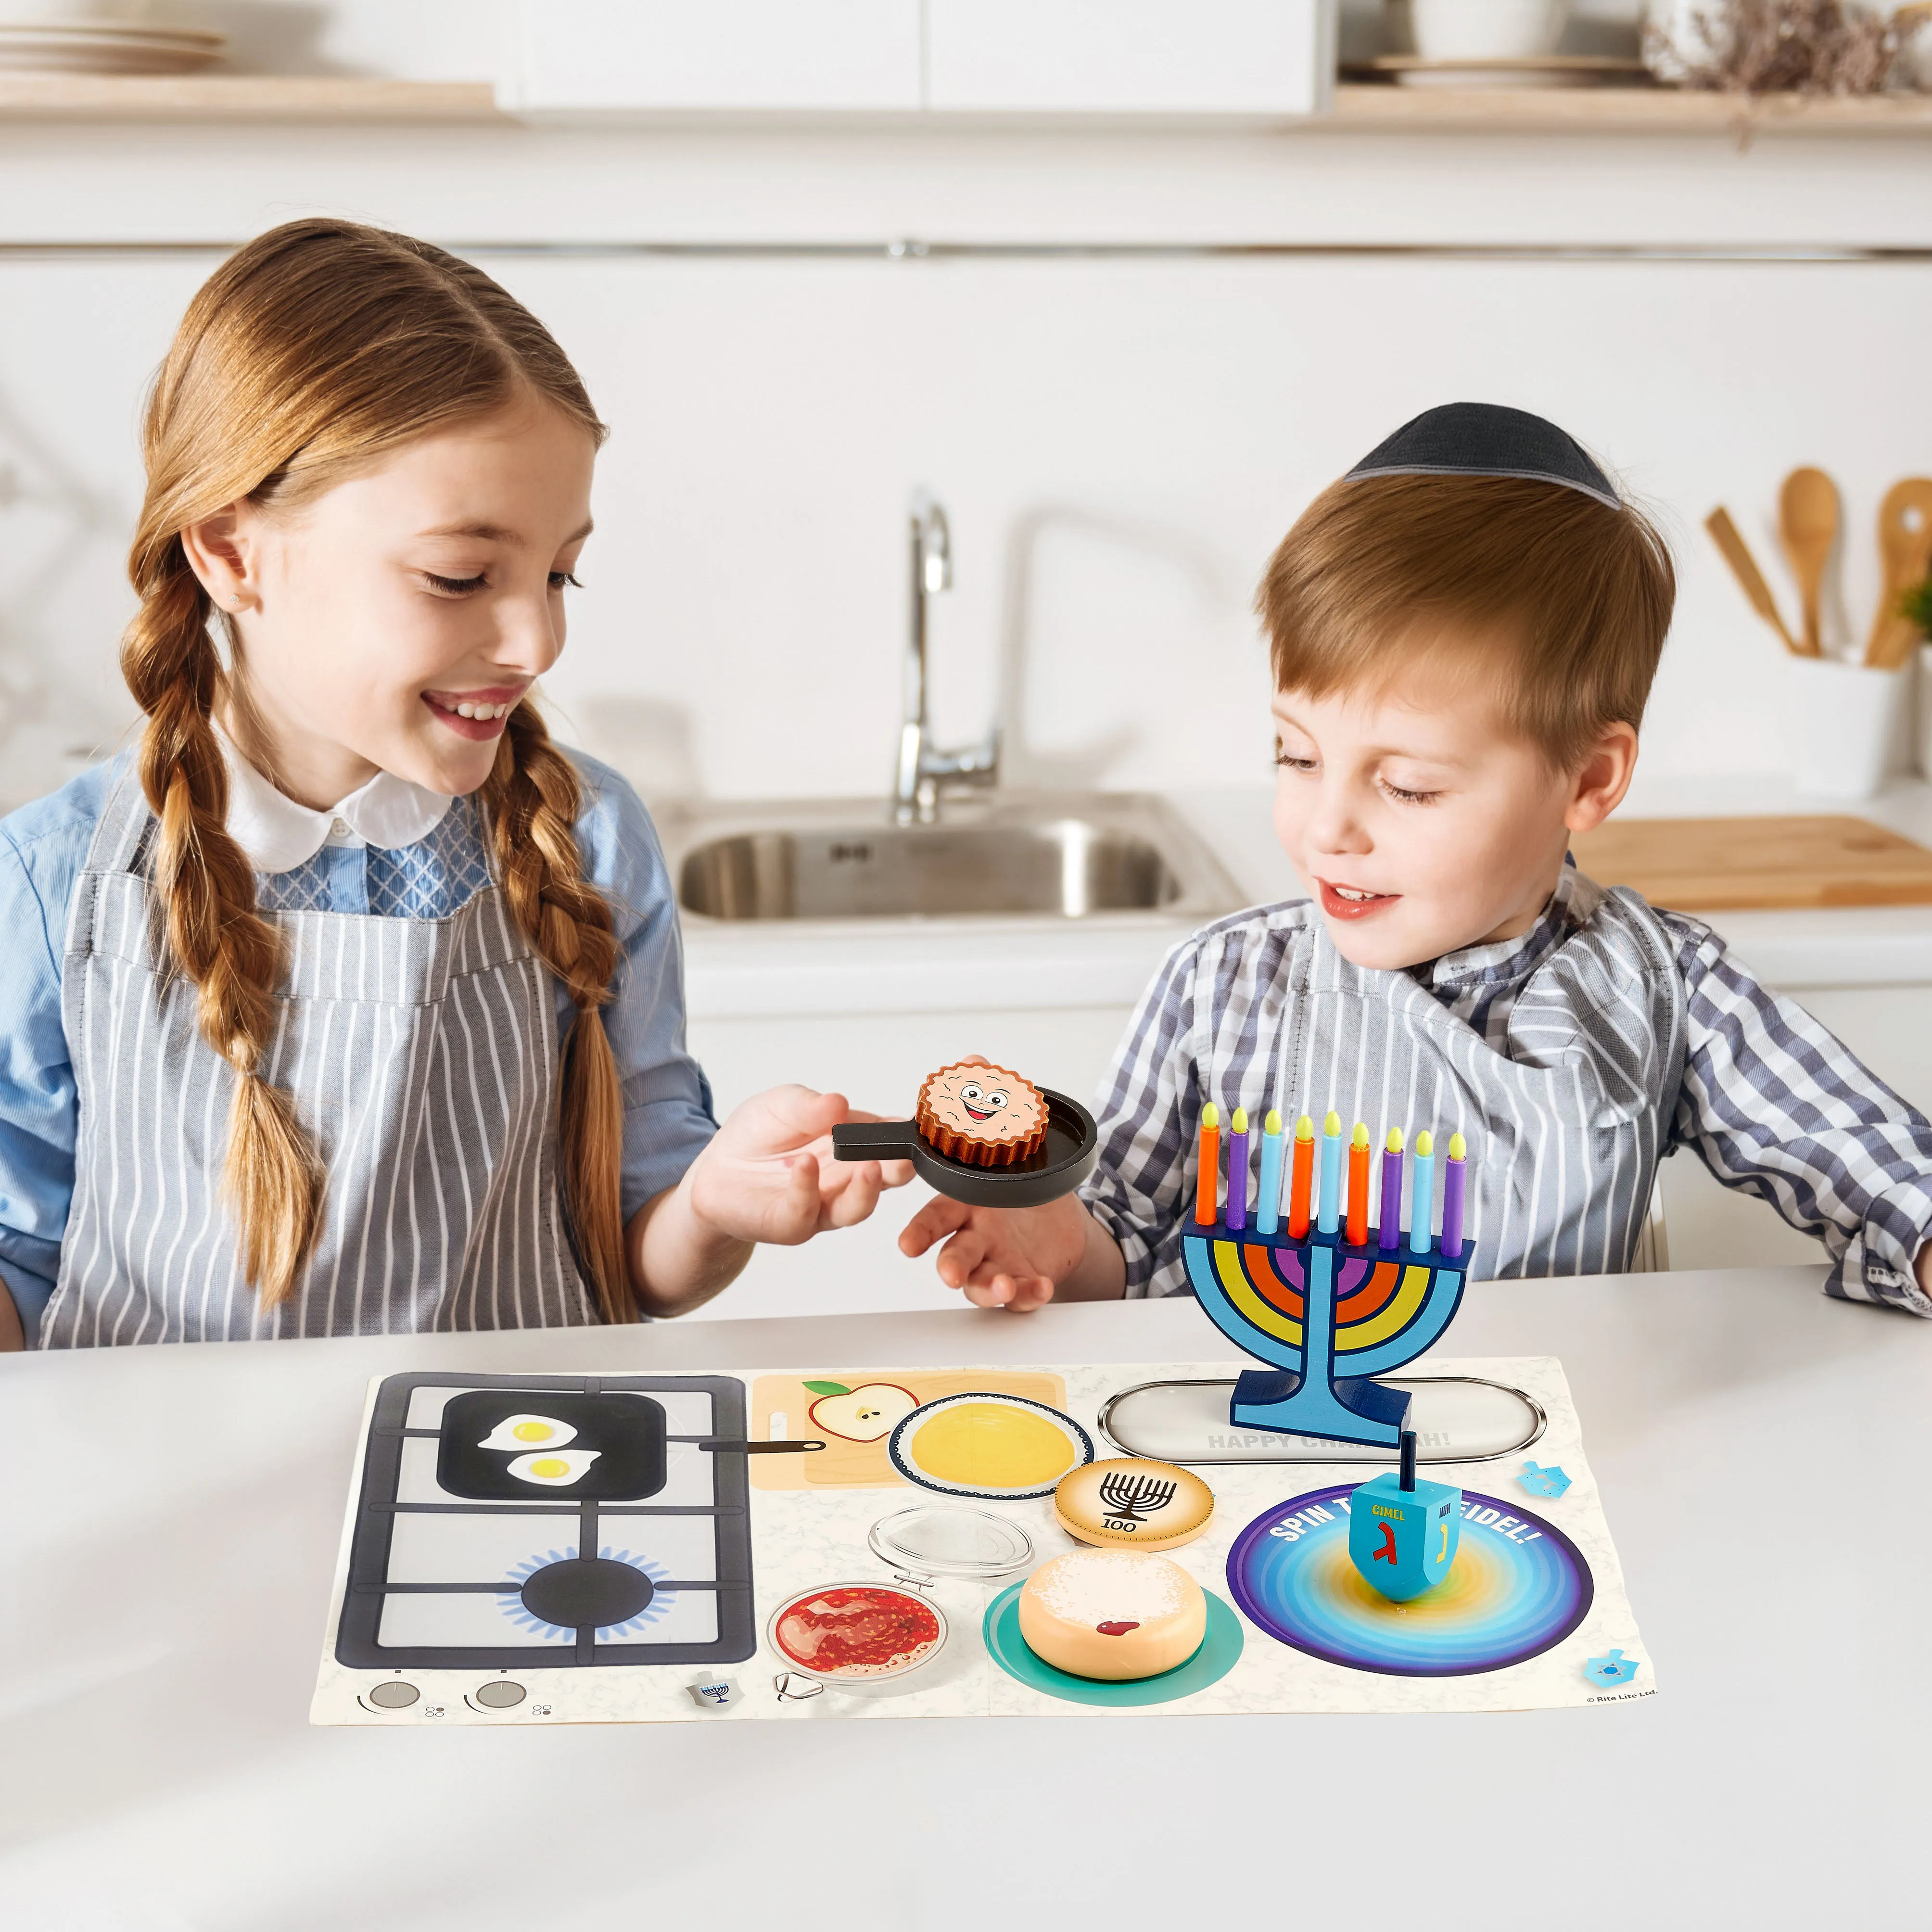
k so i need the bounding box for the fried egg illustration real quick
[477,1413,578,1452]
[505,1449,602,1487]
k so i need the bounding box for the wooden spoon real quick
[1705,507,1801,655]
[1863,478,1932,670]
[1777,466,1836,657]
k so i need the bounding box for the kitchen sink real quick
[666,793,1244,924]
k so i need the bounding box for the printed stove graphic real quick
[335,1373,756,1670]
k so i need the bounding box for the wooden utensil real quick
[1862,478,1932,670]
[1777,466,1836,657]
[1571,814,1932,911]
[1705,507,1802,655]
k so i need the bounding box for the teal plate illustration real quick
[982,1583,1244,1707]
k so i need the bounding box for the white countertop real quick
[682,775,1932,1018]
[2,1268,1925,1929]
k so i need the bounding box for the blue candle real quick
[1227,1107,1249,1231]
[1409,1129,1436,1255]
[1255,1108,1284,1236]
[1317,1109,1343,1235]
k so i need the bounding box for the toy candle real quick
[1195,1104,1220,1226]
[1378,1128,1404,1251]
[1256,1108,1285,1236]
[1441,1131,1468,1259]
[1316,1110,1344,1234]
[1409,1129,1436,1254]
[1346,1121,1370,1246]
[1227,1107,1250,1231]
[1287,1114,1314,1238]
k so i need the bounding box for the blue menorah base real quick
[1231,1367,1412,1449]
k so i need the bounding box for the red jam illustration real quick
[774,1586,942,1678]
[1096,1620,1142,1637]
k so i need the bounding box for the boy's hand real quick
[899,1192,1099,1312]
[687,1086,912,1247]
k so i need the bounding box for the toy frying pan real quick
[832,1089,1099,1208]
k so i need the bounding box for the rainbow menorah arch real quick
[1182,1221,1466,1450]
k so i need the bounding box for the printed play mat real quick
[310,1356,1651,1726]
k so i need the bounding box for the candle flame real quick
[1294,1113,1314,1141]
[1231,1106,1248,1134]
[1202,1104,1219,1130]
[1385,1127,1404,1153]
[1264,1108,1283,1136]
[1415,1129,1434,1158]
[1323,1110,1342,1137]
[1448,1131,1467,1161]
[1350,1121,1370,1148]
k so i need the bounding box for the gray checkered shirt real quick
[1080,862,1932,1312]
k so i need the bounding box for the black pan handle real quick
[832,1120,920,1162]
[698,1438,825,1455]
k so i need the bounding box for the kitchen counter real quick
[679,775,1932,1022]
[1,1266,1924,1929]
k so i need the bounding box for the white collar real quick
[214,723,453,875]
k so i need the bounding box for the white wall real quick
[3,238,1930,809]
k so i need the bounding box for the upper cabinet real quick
[500,0,924,115]
[500,0,1335,120]
[926,0,1335,117]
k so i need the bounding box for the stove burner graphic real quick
[521,1556,653,1629]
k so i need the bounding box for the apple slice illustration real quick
[804,1380,918,1443]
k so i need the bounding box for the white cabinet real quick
[501,0,1336,120]
[925,0,1337,116]
[500,0,923,115]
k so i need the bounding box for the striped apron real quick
[1219,871,1687,1283]
[39,771,595,1347]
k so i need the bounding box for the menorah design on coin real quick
[1098,1470,1177,1523]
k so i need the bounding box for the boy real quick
[900,403,1932,1314]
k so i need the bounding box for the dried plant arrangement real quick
[1661,0,1918,95]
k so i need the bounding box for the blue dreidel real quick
[1348,1431,1462,1603]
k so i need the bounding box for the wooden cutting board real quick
[1571,815,1932,911]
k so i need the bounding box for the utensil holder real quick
[1786,656,1908,801]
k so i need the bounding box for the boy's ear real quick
[178,503,259,615]
[1563,722,1638,836]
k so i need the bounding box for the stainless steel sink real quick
[665,793,1243,924]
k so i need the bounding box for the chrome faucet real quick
[893,489,999,825]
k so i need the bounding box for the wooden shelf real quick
[0,72,1930,136]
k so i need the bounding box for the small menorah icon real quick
[1098,1470,1177,1523]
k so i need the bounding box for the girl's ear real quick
[1563,721,1638,836]
[178,503,259,615]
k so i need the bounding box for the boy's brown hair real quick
[1258,473,1676,771]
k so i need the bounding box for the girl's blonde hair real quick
[124,218,635,1320]
[1258,473,1676,772]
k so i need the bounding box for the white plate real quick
[1346,55,1649,89]
[0,24,226,73]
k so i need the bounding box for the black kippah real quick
[1344,402,1619,511]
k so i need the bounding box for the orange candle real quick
[1346,1121,1371,1246]
[1195,1103,1220,1226]
[1287,1113,1315,1238]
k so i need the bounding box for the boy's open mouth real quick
[1317,877,1399,922]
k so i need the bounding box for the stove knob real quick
[472,1679,526,1709]
[366,1681,419,1709]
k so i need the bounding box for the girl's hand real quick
[686,1085,912,1247]
[899,1192,1117,1312]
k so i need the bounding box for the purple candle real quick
[1441,1131,1468,1260]
[1378,1128,1404,1251]
[1227,1107,1249,1231]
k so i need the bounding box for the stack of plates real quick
[1345,55,1651,89]
[0,21,226,74]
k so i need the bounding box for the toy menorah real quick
[1182,1106,1471,1451]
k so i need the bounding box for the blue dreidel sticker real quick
[1348,1471,1463,1602]
[1583,1649,1641,1688]
[1518,1460,1572,1499]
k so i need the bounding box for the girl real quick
[0,218,903,1348]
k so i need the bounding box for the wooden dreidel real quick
[1347,1431,1462,1603]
